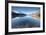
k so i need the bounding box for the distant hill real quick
[12,11,26,18]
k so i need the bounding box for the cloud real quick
[21,10,39,14]
[12,10,39,15]
[12,10,20,13]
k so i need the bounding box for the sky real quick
[12,6,40,14]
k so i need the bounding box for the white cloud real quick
[12,10,39,15]
[12,10,20,13]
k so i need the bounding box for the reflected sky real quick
[11,6,40,28]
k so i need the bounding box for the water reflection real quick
[12,16,40,28]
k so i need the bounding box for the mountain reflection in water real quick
[12,15,40,28]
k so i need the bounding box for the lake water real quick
[12,16,40,28]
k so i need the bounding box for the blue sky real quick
[12,6,40,14]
